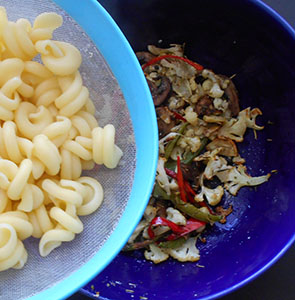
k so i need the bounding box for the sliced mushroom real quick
[195,95,222,117]
[156,106,176,138]
[148,76,172,106]
[136,51,155,65]
[218,75,240,117]
[154,199,168,218]
[180,161,203,188]
[206,137,238,157]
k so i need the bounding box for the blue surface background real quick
[69,0,295,299]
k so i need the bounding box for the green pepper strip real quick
[153,182,171,199]
[164,137,209,171]
[172,197,222,223]
[182,137,209,164]
[164,122,188,159]
[158,237,187,249]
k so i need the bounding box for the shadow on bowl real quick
[82,0,295,299]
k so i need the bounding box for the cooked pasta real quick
[0,7,123,272]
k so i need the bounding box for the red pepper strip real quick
[166,218,206,241]
[177,156,187,203]
[148,216,184,239]
[148,217,206,240]
[172,111,187,122]
[165,167,195,203]
[164,167,177,179]
[142,54,204,71]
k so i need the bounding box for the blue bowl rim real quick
[80,0,295,300]
[28,0,158,299]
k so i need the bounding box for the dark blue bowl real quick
[81,0,295,299]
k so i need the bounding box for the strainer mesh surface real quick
[0,1,136,299]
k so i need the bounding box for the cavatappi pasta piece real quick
[0,189,9,213]
[27,204,54,239]
[15,102,53,139]
[19,61,53,99]
[55,71,88,117]
[35,40,82,76]
[0,224,28,271]
[7,159,32,200]
[39,227,75,257]
[2,121,24,163]
[17,183,44,212]
[60,148,82,180]
[0,76,22,120]
[49,203,83,234]
[0,159,18,190]
[0,211,33,240]
[42,179,83,207]
[76,177,103,216]
[62,139,92,161]
[39,202,83,257]
[83,98,96,115]
[71,111,98,138]
[30,12,63,43]
[32,134,62,176]
[92,124,123,168]
[41,115,72,147]
[33,76,61,107]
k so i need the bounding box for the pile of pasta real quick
[0,8,123,271]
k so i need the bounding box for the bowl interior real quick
[0,1,157,300]
[82,0,295,299]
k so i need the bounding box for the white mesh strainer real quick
[0,0,157,299]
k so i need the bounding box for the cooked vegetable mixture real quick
[124,44,270,263]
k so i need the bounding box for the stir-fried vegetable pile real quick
[123,44,271,264]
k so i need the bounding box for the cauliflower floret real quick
[177,135,201,153]
[216,165,271,196]
[218,107,264,142]
[166,207,187,225]
[190,84,205,103]
[195,184,224,206]
[168,96,185,110]
[205,156,229,179]
[184,106,198,126]
[209,83,224,98]
[170,146,185,161]
[144,244,169,264]
[202,79,213,91]
[187,136,202,152]
[218,116,247,142]
[242,107,264,130]
[128,220,148,243]
[213,98,228,112]
[189,76,198,91]
[156,157,171,195]
[167,237,200,262]
[148,44,184,57]
[172,77,192,98]
[144,205,157,222]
